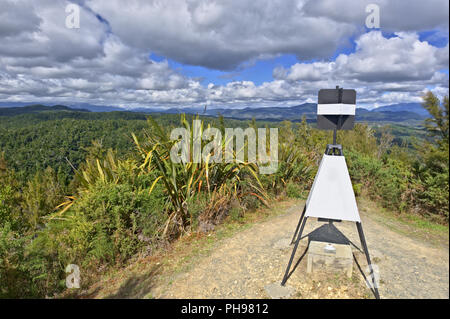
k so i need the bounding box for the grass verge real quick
[357,197,448,248]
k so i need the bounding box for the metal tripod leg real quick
[356,222,380,299]
[281,217,308,286]
[290,205,306,245]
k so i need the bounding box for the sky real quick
[0,0,448,110]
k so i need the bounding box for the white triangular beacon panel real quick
[305,154,361,222]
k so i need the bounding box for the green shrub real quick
[286,182,304,199]
[67,182,166,264]
[347,150,413,212]
[185,193,209,230]
[19,180,167,297]
[352,183,362,197]
[374,158,413,212]
[228,206,243,221]
[346,151,382,188]
[0,185,15,226]
[21,167,64,230]
[0,223,32,298]
[417,168,449,218]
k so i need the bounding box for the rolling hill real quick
[0,104,90,116]
[0,102,427,124]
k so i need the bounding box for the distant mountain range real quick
[372,102,429,117]
[0,102,428,123]
[201,103,428,122]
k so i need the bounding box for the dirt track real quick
[152,200,449,299]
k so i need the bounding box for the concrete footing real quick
[307,240,353,278]
[264,283,295,299]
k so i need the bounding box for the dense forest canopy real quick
[0,108,428,185]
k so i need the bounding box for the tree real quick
[417,92,449,219]
[422,92,449,144]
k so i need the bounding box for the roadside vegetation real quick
[0,92,448,298]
